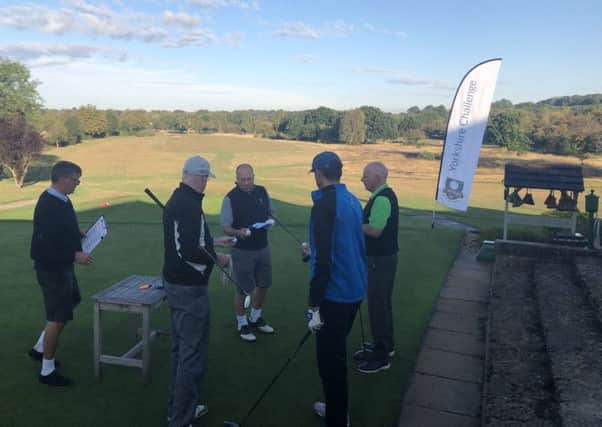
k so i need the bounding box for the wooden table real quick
[91,275,167,383]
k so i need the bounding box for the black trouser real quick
[316,299,360,427]
[367,254,397,359]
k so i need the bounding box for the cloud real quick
[0,42,127,68]
[223,31,244,48]
[321,19,354,36]
[273,19,354,39]
[0,5,73,35]
[386,76,435,86]
[295,54,319,63]
[163,29,217,47]
[387,77,455,91]
[188,0,259,10]
[273,22,319,38]
[354,66,454,90]
[362,22,407,38]
[163,10,201,27]
[0,1,228,48]
[353,67,399,75]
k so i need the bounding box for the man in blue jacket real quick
[305,151,367,427]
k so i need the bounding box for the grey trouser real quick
[367,254,398,359]
[164,279,210,427]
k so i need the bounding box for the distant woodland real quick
[32,95,600,158]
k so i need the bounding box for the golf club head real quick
[301,242,310,262]
[223,422,240,427]
[244,295,251,309]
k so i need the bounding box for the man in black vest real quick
[354,161,399,374]
[29,161,94,386]
[221,164,275,342]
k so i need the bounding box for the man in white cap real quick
[162,155,231,427]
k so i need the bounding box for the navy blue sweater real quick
[30,191,82,271]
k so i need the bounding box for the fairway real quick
[1,133,598,426]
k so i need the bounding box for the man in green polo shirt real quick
[355,161,399,374]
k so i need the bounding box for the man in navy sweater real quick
[305,151,367,427]
[29,161,93,387]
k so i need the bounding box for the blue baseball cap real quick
[309,151,343,173]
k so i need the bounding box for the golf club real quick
[144,188,251,309]
[268,214,310,262]
[269,213,304,246]
[358,302,367,354]
[223,329,312,427]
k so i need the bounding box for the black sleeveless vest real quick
[227,185,270,250]
[363,186,399,256]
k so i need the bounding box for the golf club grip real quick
[144,188,164,209]
[143,188,249,296]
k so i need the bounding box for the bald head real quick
[361,161,388,192]
[236,163,255,192]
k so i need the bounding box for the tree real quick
[44,120,69,148]
[106,110,120,136]
[338,109,366,144]
[120,109,148,133]
[0,58,43,119]
[0,115,44,187]
[64,115,82,144]
[78,105,107,137]
[360,106,397,141]
[484,111,532,153]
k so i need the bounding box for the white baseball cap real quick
[182,156,216,178]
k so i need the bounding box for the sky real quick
[0,0,600,112]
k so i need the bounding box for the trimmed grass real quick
[3,133,598,425]
[0,206,460,427]
[0,134,468,426]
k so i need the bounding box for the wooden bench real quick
[91,275,168,383]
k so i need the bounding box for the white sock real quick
[33,330,45,353]
[41,358,55,376]
[237,315,248,330]
[249,308,262,322]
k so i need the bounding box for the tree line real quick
[1,57,601,188]
[39,99,601,157]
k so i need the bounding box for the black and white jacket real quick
[162,183,216,286]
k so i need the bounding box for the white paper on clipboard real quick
[81,216,108,253]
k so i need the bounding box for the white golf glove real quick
[306,309,323,332]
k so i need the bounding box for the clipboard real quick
[81,215,108,253]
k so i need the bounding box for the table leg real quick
[93,302,102,379]
[142,307,151,383]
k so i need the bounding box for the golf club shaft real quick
[269,214,304,246]
[144,187,250,297]
[358,303,367,351]
[239,330,312,426]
